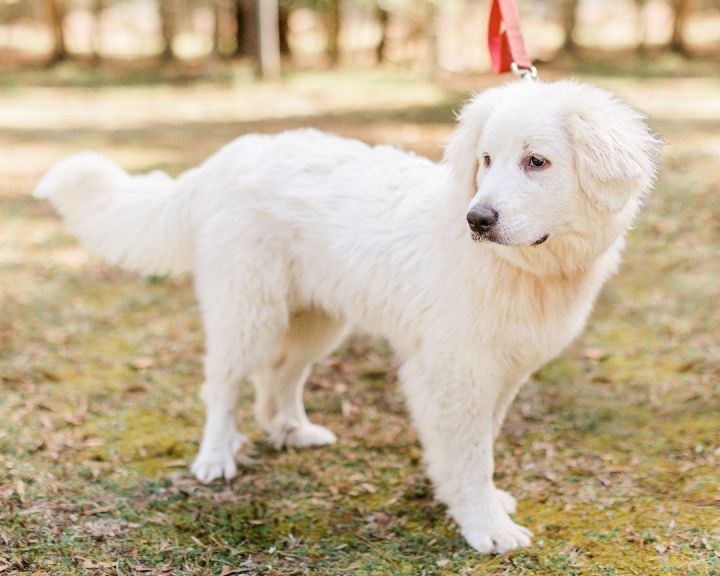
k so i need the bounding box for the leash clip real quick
[511,62,538,82]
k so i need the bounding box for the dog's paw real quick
[495,488,517,515]
[269,418,336,450]
[287,423,337,448]
[462,519,533,554]
[454,492,531,554]
[191,431,247,483]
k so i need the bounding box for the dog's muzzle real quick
[467,206,498,236]
[467,206,550,247]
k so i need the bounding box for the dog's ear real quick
[569,88,664,212]
[444,88,505,199]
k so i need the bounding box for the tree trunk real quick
[234,0,251,57]
[158,0,176,61]
[255,0,281,80]
[279,5,291,57]
[669,0,691,54]
[634,0,648,54]
[375,3,389,64]
[560,0,578,53]
[92,0,104,64]
[46,0,67,63]
[325,0,341,67]
[424,0,438,76]
[211,0,221,58]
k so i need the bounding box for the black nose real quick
[467,206,499,234]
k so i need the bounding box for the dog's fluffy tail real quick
[34,152,194,276]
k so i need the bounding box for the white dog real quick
[34,80,662,553]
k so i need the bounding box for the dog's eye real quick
[483,154,491,168]
[528,155,548,169]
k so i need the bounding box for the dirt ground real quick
[0,59,718,575]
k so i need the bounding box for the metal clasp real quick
[511,62,538,82]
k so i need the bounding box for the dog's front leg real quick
[492,374,528,439]
[401,357,532,554]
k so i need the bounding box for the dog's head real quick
[444,81,663,271]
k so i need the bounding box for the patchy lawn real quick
[0,62,718,575]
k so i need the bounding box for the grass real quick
[0,62,719,575]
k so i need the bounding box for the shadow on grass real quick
[0,56,240,89]
[543,48,720,79]
[2,48,719,90]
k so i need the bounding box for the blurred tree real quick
[158,0,177,61]
[633,0,649,53]
[324,0,341,65]
[279,3,291,55]
[210,0,236,59]
[234,0,252,56]
[669,0,691,53]
[255,0,281,78]
[559,0,578,53]
[417,0,436,74]
[211,0,221,57]
[375,0,390,63]
[91,0,104,63]
[45,0,67,63]
[234,0,288,59]
[277,0,345,65]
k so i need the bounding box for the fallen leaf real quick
[161,459,187,468]
[79,557,115,569]
[361,482,377,494]
[341,399,358,418]
[582,347,607,361]
[81,438,105,448]
[82,505,116,516]
[130,357,154,370]
[38,414,54,432]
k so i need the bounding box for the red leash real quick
[488,0,537,79]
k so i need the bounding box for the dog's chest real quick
[476,270,598,368]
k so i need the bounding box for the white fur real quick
[34,80,662,554]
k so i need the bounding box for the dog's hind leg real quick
[252,308,348,450]
[191,212,290,483]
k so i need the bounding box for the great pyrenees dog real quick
[35,80,662,553]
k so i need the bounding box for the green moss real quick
[79,405,198,477]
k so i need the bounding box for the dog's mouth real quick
[470,231,550,247]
